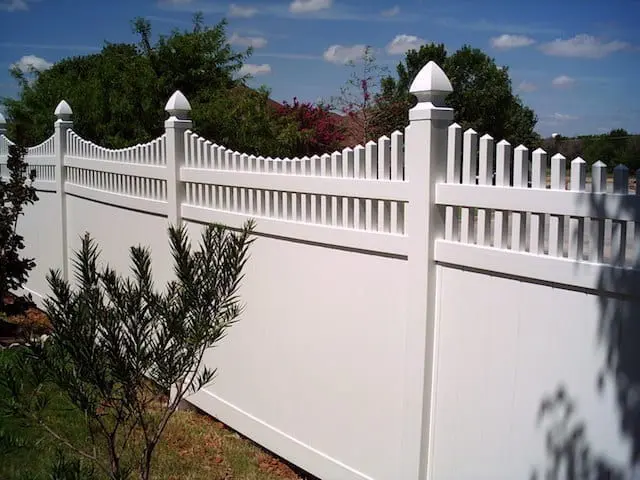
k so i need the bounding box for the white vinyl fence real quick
[1,62,639,480]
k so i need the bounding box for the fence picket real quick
[354,145,365,179]
[590,161,607,263]
[391,131,404,181]
[445,124,462,241]
[529,148,548,254]
[548,154,567,257]
[378,138,390,229]
[379,135,391,180]
[613,164,629,264]
[568,158,587,260]
[493,140,512,249]
[477,134,494,246]
[460,129,477,243]
[511,145,529,252]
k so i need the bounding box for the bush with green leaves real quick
[0,143,38,312]
[0,220,255,480]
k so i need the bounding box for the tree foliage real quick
[274,97,346,156]
[0,220,255,480]
[373,43,540,147]
[546,129,640,172]
[4,43,161,149]
[1,14,331,157]
[0,143,38,311]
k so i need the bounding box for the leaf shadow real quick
[534,178,640,479]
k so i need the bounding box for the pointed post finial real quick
[0,112,6,135]
[409,61,453,107]
[165,90,191,120]
[54,100,73,121]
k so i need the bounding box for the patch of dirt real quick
[256,452,302,479]
[0,294,51,346]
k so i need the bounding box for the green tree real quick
[0,220,255,480]
[193,85,302,157]
[2,14,303,157]
[619,135,640,172]
[372,43,540,147]
[4,44,160,148]
[0,143,38,314]
[580,129,640,170]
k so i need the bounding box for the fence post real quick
[54,100,72,281]
[164,91,192,226]
[401,61,453,480]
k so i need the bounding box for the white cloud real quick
[10,55,52,73]
[230,33,267,49]
[381,5,400,16]
[228,3,258,17]
[552,75,576,88]
[553,113,578,121]
[490,34,535,49]
[541,34,629,58]
[0,0,28,11]
[238,63,272,76]
[323,44,367,64]
[386,34,425,55]
[289,0,332,13]
[517,81,538,93]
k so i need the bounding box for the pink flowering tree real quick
[275,97,346,156]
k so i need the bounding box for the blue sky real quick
[1,0,639,138]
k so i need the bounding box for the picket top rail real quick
[26,134,55,157]
[182,129,407,181]
[1,81,638,270]
[66,130,168,166]
[437,123,640,269]
[0,133,15,157]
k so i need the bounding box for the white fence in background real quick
[1,62,639,480]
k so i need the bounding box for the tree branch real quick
[31,414,111,477]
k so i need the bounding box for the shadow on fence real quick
[533,187,640,479]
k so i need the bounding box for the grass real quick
[0,348,306,480]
